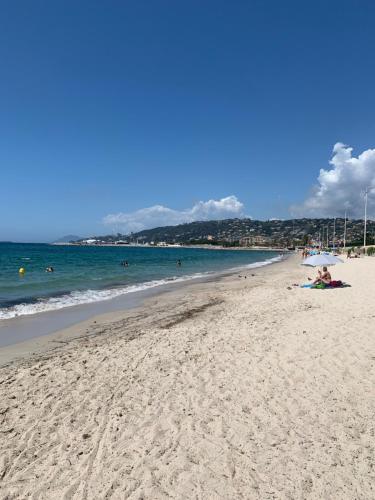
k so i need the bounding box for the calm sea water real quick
[0,243,282,320]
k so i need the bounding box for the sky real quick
[1,0,375,242]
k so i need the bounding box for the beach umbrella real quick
[301,254,344,267]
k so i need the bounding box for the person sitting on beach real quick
[313,266,331,285]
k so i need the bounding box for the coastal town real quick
[65,217,375,249]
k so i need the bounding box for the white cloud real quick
[291,143,375,218]
[103,195,245,233]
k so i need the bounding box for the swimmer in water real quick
[121,261,129,267]
[46,266,54,272]
[177,259,182,267]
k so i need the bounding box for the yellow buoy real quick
[19,267,25,274]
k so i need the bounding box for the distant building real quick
[240,235,272,246]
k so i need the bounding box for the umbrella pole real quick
[364,188,368,248]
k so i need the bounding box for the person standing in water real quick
[177,259,182,267]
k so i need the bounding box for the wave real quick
[0,254,284,320]
[245,254,284,268]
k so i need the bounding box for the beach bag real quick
[329,280,343,288]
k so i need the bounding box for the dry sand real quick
[0,255,374,499]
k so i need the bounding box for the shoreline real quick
[1,254,373,498]
[0,255,289,366]
[0,247,286,323]
[0,253,286,352]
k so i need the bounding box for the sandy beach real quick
[0,255,374,499]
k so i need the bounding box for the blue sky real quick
[1,0,375,241]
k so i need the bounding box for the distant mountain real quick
[53,235,82,243]
[74,218,375,247]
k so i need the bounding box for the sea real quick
[0,243,283,321]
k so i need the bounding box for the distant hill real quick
[53,235,82,243]
[128,218,374,246]
[74,218,375,247]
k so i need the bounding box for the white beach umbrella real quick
[301,254,344,267]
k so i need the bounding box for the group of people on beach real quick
[301,248,326,259]
[301,248,310,259]
[346,249,361,259]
